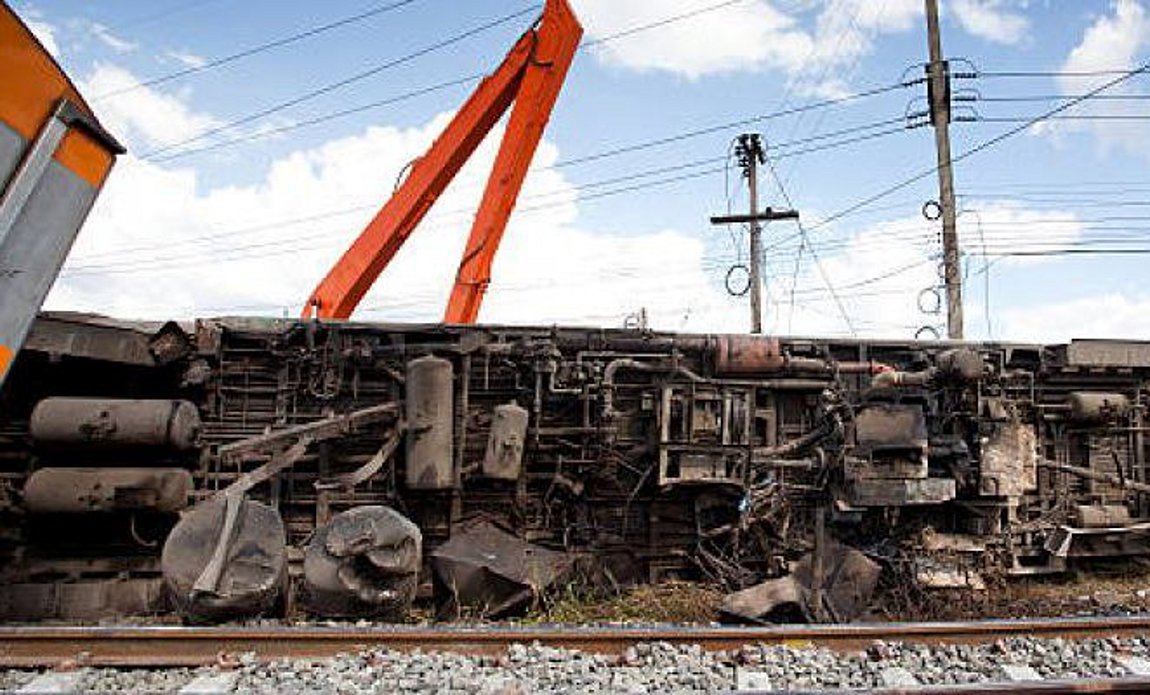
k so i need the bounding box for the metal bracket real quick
[0,99,124,250]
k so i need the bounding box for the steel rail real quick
[3,616,1150,668]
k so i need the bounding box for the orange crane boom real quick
[302,0,582,323]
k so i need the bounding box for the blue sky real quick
[14,0,1150,341]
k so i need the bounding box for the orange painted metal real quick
[0,3,116,186]
[302,0,582,321]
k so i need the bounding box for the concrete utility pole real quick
[710,134,798,334]
[925,0,963,339]
[745,134,765,334]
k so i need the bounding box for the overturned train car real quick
[0,312,1148,622]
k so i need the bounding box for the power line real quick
[960,179,1150,190]
[970,248,1150,257]
[63,163,730,275]
[973,115,1150,122]
[66,115,904,277]
[96,0,424,99]
[131,0,746,101]
[976,69,1147,78]
[973,94,1150,102]
[768,0,871,190]
[140,5,541,159]
[551,83,907,169]
[143,0,785,162]
[80,116,908,265]
[148,74,484,162]
[106,0,226,30]
[772,125,907,159]
[580,0,746,48]
[762,153,855,335]
[154,77,906,165]
[801,60,1150,236]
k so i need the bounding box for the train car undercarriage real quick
[1,313,1149,623]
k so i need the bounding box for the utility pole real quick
[710,134,798,334]
[925,0,963,339]
[745,134,765,334]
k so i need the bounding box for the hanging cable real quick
[800,60,1150,236]
[96,0,425,99]
[140,5,541,159]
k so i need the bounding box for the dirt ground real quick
[871,561,1150,622]
[530,580,726,624]
[523,561,1150,625]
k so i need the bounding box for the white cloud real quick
[957,200,1084,267]
[42,64,1139,346]
[1063,0,1150,76]
[950,0,1029,45]
[91,22,137,53]
[759,201,1088,338]
[78,64,221,151]
[48,111,722,329]
[570,0,1024,93]
[21,12,59,57]
[998,293,1150,341]
[571,0,927,96]
[1047,0,1150,157]
[44,88,1105,341]
[165,50,207,69]
[572,0,814,81]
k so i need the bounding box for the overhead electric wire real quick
[154,77,907,165]
[551,82,907,169]
[960,198,1150,210]
[77,117,907,265]
[148,74,485,162]
[970,248,1150,257]
[92,217,1144,319]
[799,59,1150,238]
[63,163,729,275]
[762,153,856,335]
[145,0,782,162]
[961,179,1150,190]
[87,250,933,320]
[770,125,907,159]
[579,0,746,48]
[74,7,1150,322]
[974,94,1150,102]
[107,0,226,30]
[974,114,1150,122]
[96,0,424,99]
[72,126,903,276]
[140,4,541,159]
[976,69,1147,78]
[963,188,1150,198]
[766,0,871,188]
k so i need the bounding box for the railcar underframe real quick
[1,313,1148,622]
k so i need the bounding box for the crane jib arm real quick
[302,0,582,323]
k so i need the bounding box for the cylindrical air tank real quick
[30,398,201,450]
[404,355,454,489]
[483,402,528,480]
[1067,392,1131,423]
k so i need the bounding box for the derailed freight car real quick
[0,312,1148,623]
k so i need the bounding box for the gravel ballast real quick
[6,635,1150,692]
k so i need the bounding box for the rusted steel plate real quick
[3,616,1150,668]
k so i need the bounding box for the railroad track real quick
[3,615,1150,668]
